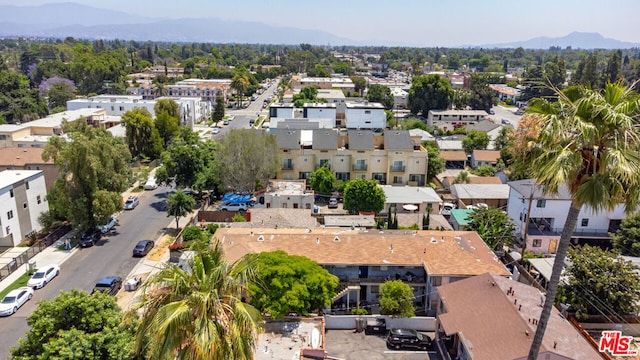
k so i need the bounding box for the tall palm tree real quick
[525,82,640,359]
[231,73,250,109]
[134,241,264,360]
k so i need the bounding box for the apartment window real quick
[25,181,29,190]
[110,106,114,111]
[7,210,13,219]
[23,203,27,209]
[9,189,13,198]
[37,195,41,204]
[320,150,328,153]
[356,174,366,179]
[370,285,379,293]
[298,172,311,179]
[365,110,371,114]
[5,226,9,234]
[282,203,287,208]
[392,160,404,172]
[393,176,403,184]
[581,218,589,227]
[119,106,124,111]
[532,239,542,247]
[336,172,350,181]
[536,199,546,208]
[282,159,293,170]
[319,159,330,167]
[293,203,299,209]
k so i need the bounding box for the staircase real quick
[332,283,361,302]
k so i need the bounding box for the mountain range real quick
[0,3,638,49]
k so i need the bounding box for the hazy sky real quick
[1,0,639,46]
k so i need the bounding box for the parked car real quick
[0,287,33,316]
[79,228,101,247]
[133,240,155,257]
[386,328,432,351]
[211,127,220,134]
[144,177,158,190]
[501,118,511,125]
[488,109,495,115]
[227,116,235,121]
[328,198,338,209]
[223,120,229,125]
[219,203,248,211]
[123,196,139,210]
[27,264,60,289]
[100,217,118,234]
[440,202,456,216]
[364,318,387,335]
[92,276,123,296]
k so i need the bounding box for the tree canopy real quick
[167,190,196,229]
[212,93,225,123]
[366,84,394,109]
[215,129,279,193]
[379,280,415,318]
[407,74,454,116]
[10,289,135,360]
[465,207,516,250]
[611,213,640,257]
[309,163,336,195]
[121,107,163,160]
[343,179,386,214]
[462,129,490,154]
[43,121,131,229]
[249,251,338,319]
[423,141,444,183]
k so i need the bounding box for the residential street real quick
[0,186,172,357]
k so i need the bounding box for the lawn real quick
[0,270,34,300]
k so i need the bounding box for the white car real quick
[123,196,140,210]
[211,127,220,134]
[219,203,248,211]
[100,217,118,234]
[144,177,158,190]
[27,264,60,289]
[0,287,33,316]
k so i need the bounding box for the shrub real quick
[232,214,247,222]
[181,225,206,242]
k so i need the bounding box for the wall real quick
[325,315,436,332]
[344,108,386,129]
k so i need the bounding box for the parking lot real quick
[325,330,441,360]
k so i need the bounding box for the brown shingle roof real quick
[473,149,501,163]
[437,273,602,360]
[0,147,50,166]
[439,150,467,161]
[216,228,509,277]
[444,176,503,185]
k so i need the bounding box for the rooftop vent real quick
[333,236,340,243]
[257,235,264,242]
[430,237,437,244]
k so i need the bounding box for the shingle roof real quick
[437,273,602,360]
[383,130,413,150]
[276,130,301,149]
[217,228,510,277]
[347,130,374,150]
[0,147,50,166]
[439,150,467,161]
[472,150,501,163]
[312,129,338,150]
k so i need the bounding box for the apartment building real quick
[0,148,59,191]
[0,170,49,247]
[427,109,488,127]
[276,129,428,186]
[344,102,386,129]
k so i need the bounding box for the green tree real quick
[10,290,135,360]
[134,242,264,360]
[154,112,179,148]
[465,207,516,250]
[366,84,394,109]
[462,130,490,154]
[407,74,454,116]
[350,76,366,94]
[454,171,470,184]
[524,82,640,359]
[379,280,415,318]
[309,163,336,195]
[215,129,279,193]
[560,245,640,320]
[423,141,444,183]
[0,69,48,123]
[493,126,512,151]
[343,179,386,214]
[212,93,225,123]
[231,73,250,108]
[121,108,163,159]
[43,122,131,229]
[249,251,338,319]
[611,213,640,256]
[43,78,76,109]
[154,98,181,122]
[167,190,196,229]
[155,128,215,190]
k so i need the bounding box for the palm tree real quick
[134,241,264,359]
[167,190,196,229]
[525,82,640,359]
[231,73,250,109]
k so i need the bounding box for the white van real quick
[144,176,158,190]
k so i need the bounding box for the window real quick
[370,285,379,293]
[532,239,542,247]
[392,160,404,172]
[25,181,29,190]
[282,159,293,170]
[37,195,41,204]
[7,210,13,219]
[9,189,14,198]
[581,218,589,227]
[365,110,371,114]
[119,106,124,111]
[319,159,329,167]
[336,172,350,181]
[393,176,403,184]
[110,106,114,111]
[293,203,299,209]
[23,203,27,209]
[536,199,546,208]
[356,174,366,179]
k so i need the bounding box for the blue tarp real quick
[221,193,253,204]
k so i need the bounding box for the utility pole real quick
[520,186,535,263]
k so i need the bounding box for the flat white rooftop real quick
[0,170,43,189]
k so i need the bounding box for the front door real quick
[548,239,558,254]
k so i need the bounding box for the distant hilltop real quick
[0,3,638,49]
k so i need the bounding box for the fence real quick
[0,224,72,281]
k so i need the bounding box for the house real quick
[489,84,521,103]
[389,87,408,109]
[427,110,488,127]
[323,215,376,229]
[436,273,601,360]
[256,318,325,360]
[408,128,435,143]
[344,102,386,129]
[269,103,295,119]
[507,179,626,254]
[450,184,510,209]
[303,103,337,125]
[439,150,468,170]
[276,129,428,186]
[316,89,347,123]
[217,228,510,313]
[257,180,314,210]
[379,185,442,214]
[0,170,49,247]
[0,148,59,191]
[470,150,501,168]
[440,175,503,190]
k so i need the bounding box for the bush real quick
[351,308,368,315]
[181,225,207,242]
[206,223,219,235]
[232,214,247,222]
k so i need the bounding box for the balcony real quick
[282,163,293,170]
[526,220,611,238]
[390,165,405,172]
[352,164,368,171]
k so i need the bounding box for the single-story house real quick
[379,185,442,214]
[450,184,510,209]
[439,150,468,169]
[440,175,503,190]
[470,150,501,168]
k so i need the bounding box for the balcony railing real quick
[282,163,293,170]
[352,164,368,171]
[390,165,405,172]
[527,223,611,238]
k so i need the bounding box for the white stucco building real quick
[344,102,386,129]
[0,170,48,246]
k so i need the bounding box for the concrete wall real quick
[324,315,436,332]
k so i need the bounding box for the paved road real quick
[490,105,523,129]
[0,186,172,357]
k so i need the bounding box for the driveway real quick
[325,330,441,360]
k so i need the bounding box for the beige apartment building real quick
[276,129,428,186]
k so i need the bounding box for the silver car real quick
[123,196,139,210]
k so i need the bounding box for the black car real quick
[79,229,101,247]
[364,318,387,335]
[91,276,122,296]
[133,240,155,257]
[386,328,432,351]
